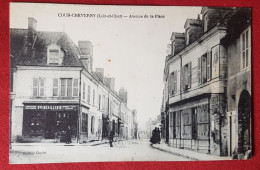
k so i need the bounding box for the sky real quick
[10,3,202,129]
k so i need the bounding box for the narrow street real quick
[10,140,190,164]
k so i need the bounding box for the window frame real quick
[32,78,45,97]
[241,26,251,70]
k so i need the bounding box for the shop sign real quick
[24,105,77,110]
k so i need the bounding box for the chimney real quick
[119,87,128,104]
[28,17,37,46]
[95,68,104,82]
[107,78,115,91]
[184,18,202,45]
[27,17,37,58]
[170,32,185,56]
[78,41,93,72]
[201,7,234,33]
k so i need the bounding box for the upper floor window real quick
[83,82,86,100]
[198,51,212,85]
[93,90,95,106]
[181,62,192,91]
[33,78,45,97]
[87,85,91,104]
[169,71,177,94]
[47,44,63,65]
[241,27,251,69]
[59,78,78,97]
[98,94,102,110]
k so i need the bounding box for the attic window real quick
[47,44,62,65]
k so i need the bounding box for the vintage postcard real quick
[9,2,252,164]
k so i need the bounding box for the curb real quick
[151,144,199,161]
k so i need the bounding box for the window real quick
[81,113,88,133]
[32,78,45,97]
[197,105,209,140]
[198,51,212,85]
[91,116,95,134]
[169,71,177,94]
[48,49,60,65]
[102,95,105,111]
[98,94,101,110]
[181,62,192,91]
[241,27,251,69]
[93,90,95,106]
[53,78,58,96]
[83,82,86,100]
[60,78,72,97]
[87,85,91,103]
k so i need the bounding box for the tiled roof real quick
[10,28,82,67]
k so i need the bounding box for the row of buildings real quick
[10,17,138,143]
[161,7,251,159]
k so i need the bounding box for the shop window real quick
[198,51,212,85]
[181,62,192,91]
[60,78,72,97]
[91,116,95,134]
[32,78,45,97]
[241,27,251,69]
[182,109,192,139]
[197,105,209,140]
[81,113,88,133]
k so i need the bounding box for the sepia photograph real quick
[9,2,252,164]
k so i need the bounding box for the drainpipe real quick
[77,69,82,143]
[179,55,182,149]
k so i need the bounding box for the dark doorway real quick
[166,113,169,143]
[45,111,56,139]
[238,90,251,155]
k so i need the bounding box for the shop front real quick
[22,103,78,143]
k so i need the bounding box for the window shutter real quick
[73,78,79,97]
[174,71,177,93]
[53,78,59,96]
[207,51,212,81]
[180,67,184,91]
[202,55,207,83]
[188,62,192,88]
[39,78,45,97]
[197,58,201,84]
[33,78,38,97]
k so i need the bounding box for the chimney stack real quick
[170,32,185,56]
[28,17,37,46]
[184,18,202,45]
[78,41,93,72]
[95,68,104,82]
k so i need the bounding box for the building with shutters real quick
[10,17,137,144]
[161,7,251,158]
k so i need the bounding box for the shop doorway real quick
[238,90,251,155]
[45,112,56,139]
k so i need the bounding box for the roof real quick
[10,28,82,67]
[184,18,202,28]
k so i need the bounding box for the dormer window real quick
[47,44,63,65]
[186,29,190,45]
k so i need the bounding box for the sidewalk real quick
[151,143,232,161]
[11,140,108,147]
[11,139,129,147]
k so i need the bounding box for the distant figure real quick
[150,127,161,144]
[109,130,115,147]
[65,126,72,144]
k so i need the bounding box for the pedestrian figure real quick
[65,125,72,144]
[109,130,115,147]
[156,127,161,144]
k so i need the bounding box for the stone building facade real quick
[10,17,137,143]
[161,7,251,158]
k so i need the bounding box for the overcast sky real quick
[10,3,202,129]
